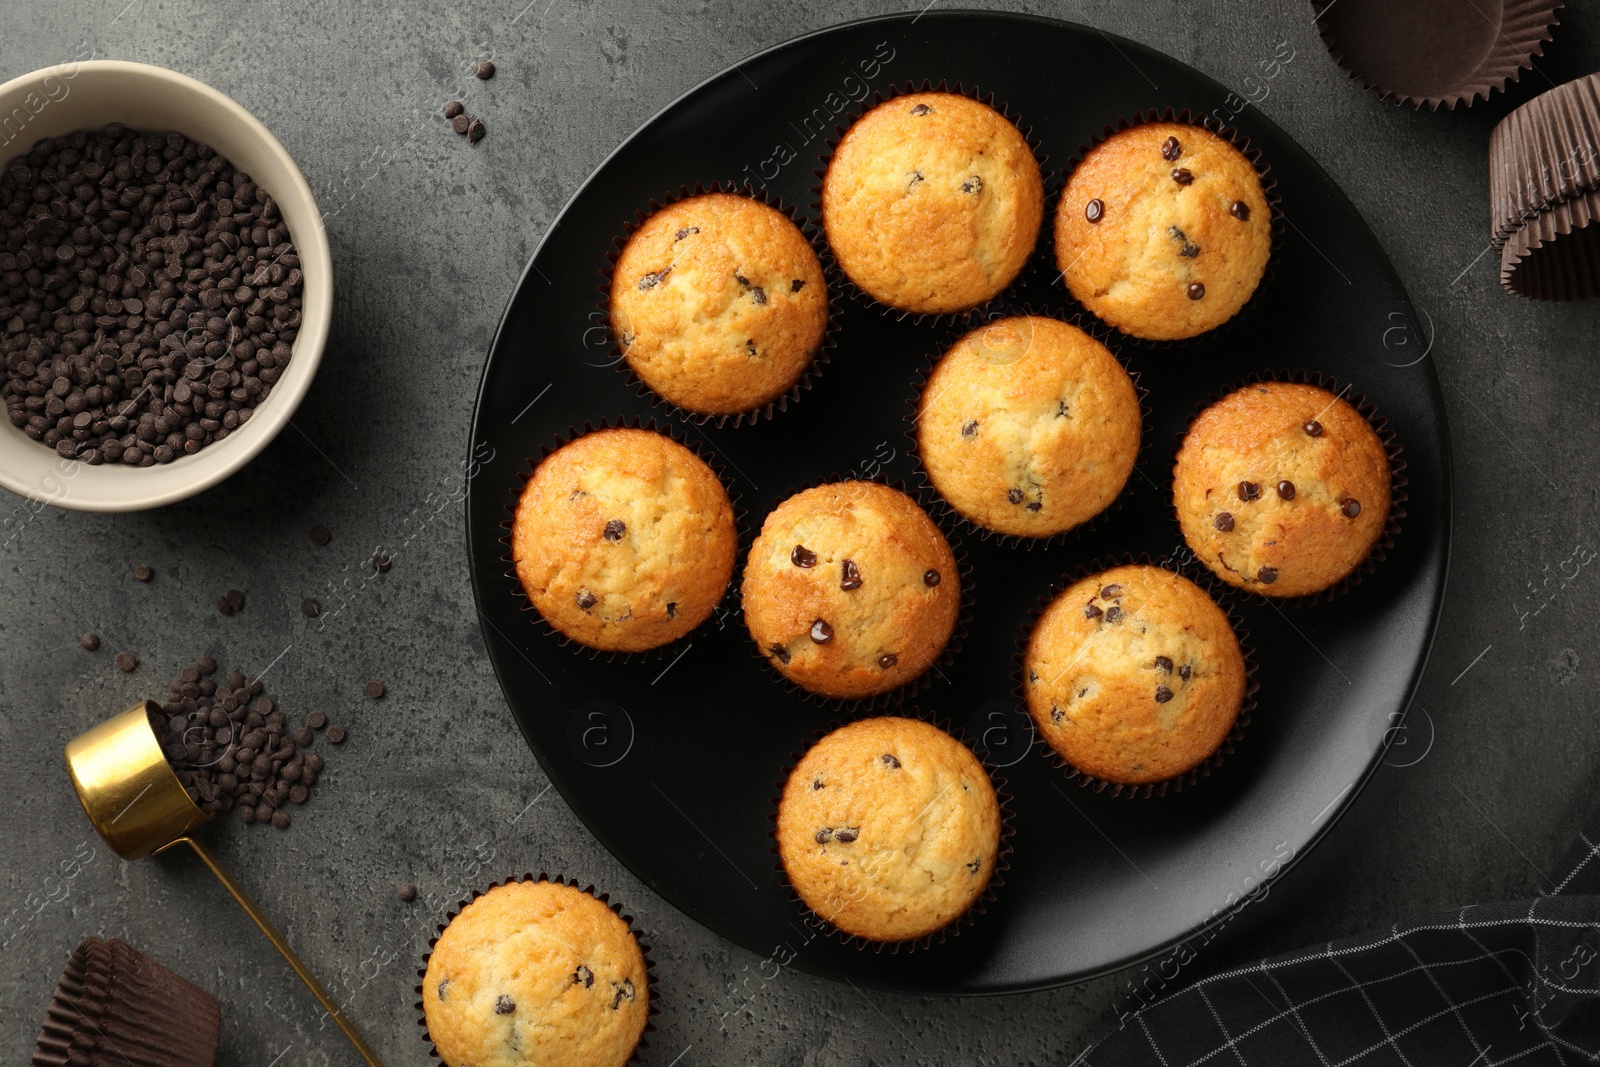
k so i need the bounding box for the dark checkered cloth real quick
[1087,813,1600,1065]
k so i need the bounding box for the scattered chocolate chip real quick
[372,553,393,573]
[216,595,234,617]
[576,590,598,610]
[815,827,833,843]
[1180,241,1200,258]
[1277,480,1296,500]
[115,651,138,672]
[1237,481,1261,502]
[1105,606,1124,623]
[81,633,100,651]
[1341,498,1362,518]
[1086,198,1104,223]
[734,274,750,287]
[293,727,313,747]
[610,979,636,1010]
[603,519,625,542]
[961,175,983,194]
[309,526,331,546]
[810,619,833,644]
[1257,567,1279,584]
[791,544,817,568]
[666,602,677,618]
[1008,488,1025,505]
[1100,584,1122,599]
[573,965,594,987]
[133,563,153,583]
[1084,603,1103,620]
[1172,168,1194,186]
[289,784,309,804]
[467,119,486,143]
[909,103,932,115]
[790,278,805,292]
[397,882,417,902]
[1155,655,1173,673]
[744,339,757,357]
[475,59,496,80]
[961,419,978,437]
[923,569,941,587]
[301,598,321,618]
[437,979,451,1000]
[1215,512,1235,532]
[1026,501,1042,512]
[750,286,766,305]
[1187,281,1206,300]
[878,653,897,669]
[197,657,216,675]
[881,754,901,769]
[495,995,515,1014]
[833,827,858,843]
[443,101,464,119]
[1028,670,1038,683]
[1154,684,1174,703]
[638,268,670,291]
[272,811,291,830]
[1050,706,1064,723]
[1056,400,1069,417]
[1303,420,1323,437]
[840,559,862,591]
[1179,664,1192,681]
[1230,200,1251,221]
[674,227,698,241]
[226,589,246,611]
[306,711,327,730]
[363,679,385,699]
[768,643,790,664]
[1161,136,1182,161]
[967,858,982,873]
[451,114,470,135]
[811,777,825,790]
[326,724,346,744]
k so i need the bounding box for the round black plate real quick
[467,10,1451,994]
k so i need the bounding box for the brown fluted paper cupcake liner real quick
[1168,370,1407,609]
[1500,186,1600,300]
[598,182,838,428]
[1015,552,1259,799]
[499,416,747,662]
[1490,72,1600,247]
[415,873,657,1067]
[33,937,220,1067]
[767,711,1014,953]
[1314,0,1562,111]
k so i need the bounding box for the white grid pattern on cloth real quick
[1195,984,1248,1066]
[1325,949,1418,1067]
[1391,922,1487,1061]
[1259,964,1334,1066]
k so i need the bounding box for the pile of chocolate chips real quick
[151,656,333,830]
[0,124,302,463]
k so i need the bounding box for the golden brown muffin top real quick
[777,717,1001,942]
[823,92,1043,315]
[422,881,648,1067]
[1023,564,1246,786]
[1173,382,1390,598]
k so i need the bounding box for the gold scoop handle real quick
[176,836,386,1066]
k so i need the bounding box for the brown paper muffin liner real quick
[1046,108,1283,349]
[499,416,748,662]
[415,873,657,1067]
[903,300,1153,552]
[1490,72,1600,247]
[33,937,220,1067]
[1015,552,1259,799]
[1168,370,1408,609]
[598,182,839,428]
[810,80,1052,328]
[1500,187,1600,299]
[1314,0,1562,111]
[766,711,1015,953]
[737,471,973,713]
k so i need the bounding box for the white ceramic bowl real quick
[0,60,331,512]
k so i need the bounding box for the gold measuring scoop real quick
[64,702,385,1066]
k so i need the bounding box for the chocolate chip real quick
[115,651,138,672]
[272,811,290,830]
[467,118,486,143]
[451,114,470,135]
[790,279,805,292]
[1341,498,1362,518]
[1161,136,1182,161]
[638,268,670,290]
[967,858,982,873]
[443,101,464,119]
[751,286,767,305]
[1100,584,1122,599]
[768,643,790,664]
[1215,512,1235,532]
[216,595,234,616]
[495,995,515,1014]
[603,519,625,541]
[1230,200,1251,221]
[881,754,901,769]
[1057,400,1069,417]
[1084,603,1102,620]
[840,559,862,591]
[1237,481,1261,502]
[1008,488,1025,505]
[1180,241,1200,258]
[1179,664,1192,681]
[923,569,941,587]
[81,633,100,651]
[1304,420,1323,437]
[474,59,496,79]
[293,728,313,747]
[1277,480,1296,500]
[437,979,450,1001]
[1257,567,1279,584]
[1051,706,1064,723]
[576,590,597,610]
[289,784,309,804]
[878,653,897,669]
[961,420,978,437]
[1187,282,1206,300]
[734,274,750,287]
[1026,501,1042,512]
[372,553,393,573]
[815,827,833,843]
[306,711,327,730]
[610,979,635,1010]
[909,103,932,115]
[961,175,983,194]
[133,563,153,583]
[745,339,757,357]
[326,724,346,744]
[791,544,817,568]
[666,602,677,618]
[1086,198,1104,223]
[573,965,594,987]
[226,589,246,611]
[674,226,698,241]
[1155,655,1173,672]
[364,679,385,699]
[812,777,825,789]
[301,598,320,618]
[1172,168,1193,185]
[397,882,417,902]
[810,619,833,644]
[1154,684,1174,703]
[309,526,331,546]
[833,827,858,843]
[1105,606,1124,623]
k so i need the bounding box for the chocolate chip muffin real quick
[422,880,648,1067]
[610,192,828,417]
[1055,122,1271,341]
[776,717,1001,942]
[1023,564,1246,787]
[917,315,1141,537]
[822,92,1044,315]
[741,481,959,700]
[511,427,736,651]
[1174,381,1391,598]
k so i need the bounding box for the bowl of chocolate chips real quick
[0,60,331,511]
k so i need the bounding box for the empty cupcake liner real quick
[1313,0,1562,111]
[1048,108,1283,348]
[1490,72,1600,248]
[1500,187,1600,299]
[1014,552,1258,799]
[1167,370,1408,609]
[766,711,1015,953]
[902,301,1153,552]
[415,873,657,1067]
[499,416,748,662]
[737,471,973,714]
[598,182,839,428]
[811,80,1052,328]
[33,937,220,1067]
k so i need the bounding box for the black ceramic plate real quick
[467,10,1451,994]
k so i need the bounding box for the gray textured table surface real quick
[4,2,1599,1064]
